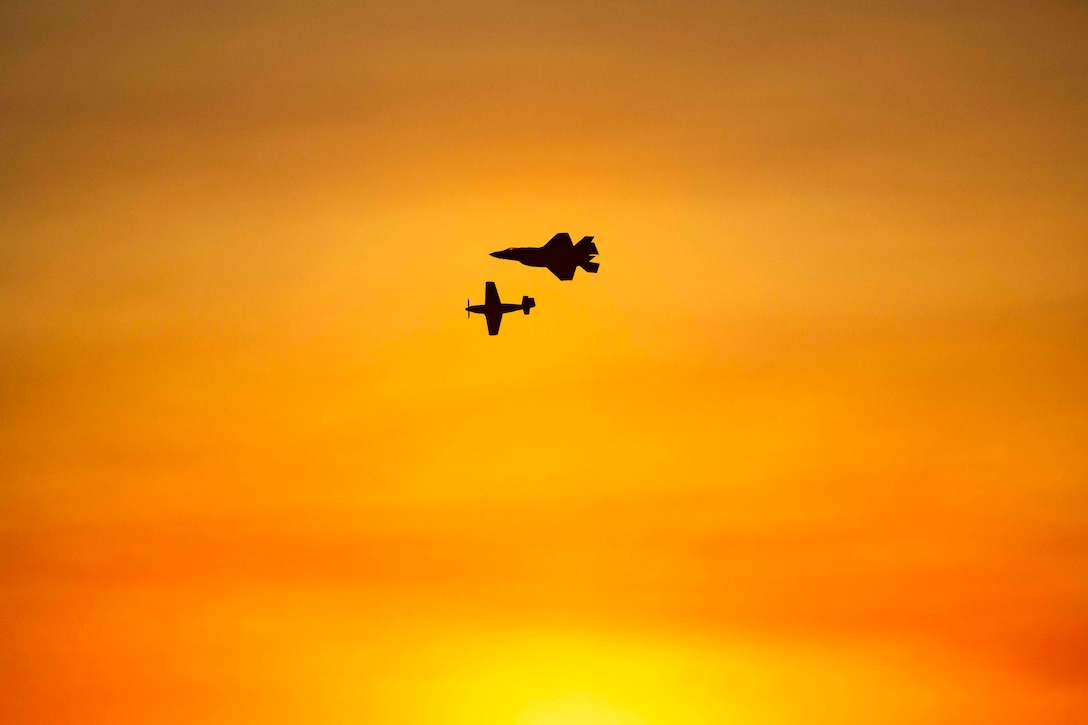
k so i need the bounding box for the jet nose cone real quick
[489,250,503,258]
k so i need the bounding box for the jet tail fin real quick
[575,236,598,256]
[579,260,600,274]
[522,296,536,314]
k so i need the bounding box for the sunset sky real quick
[2,1,1087,723]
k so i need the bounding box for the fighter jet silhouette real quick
[490,233,599,281]
[466,281,536,336]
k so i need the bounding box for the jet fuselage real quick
[490,247,550,267]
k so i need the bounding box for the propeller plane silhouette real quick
[465,281,535,336]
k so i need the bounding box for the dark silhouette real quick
[466,281,536,336]
[490,233,599,280]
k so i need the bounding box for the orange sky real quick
[2,2,1087,723]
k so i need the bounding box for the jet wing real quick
[485,281,500,306]
[485,310,503,336]
[547,261,578,281]
[544,232,573,249]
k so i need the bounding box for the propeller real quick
[466,298,471,320]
